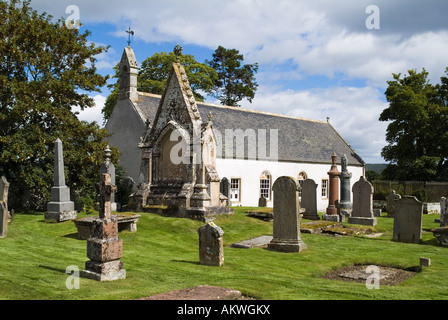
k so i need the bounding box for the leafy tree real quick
[0,0,118,210]
[206,46,258,107]
[379,68,448,181]
[102,49,217,122]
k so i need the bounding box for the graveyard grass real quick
[1,208,447,300]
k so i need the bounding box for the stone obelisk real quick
[45,138,77,222]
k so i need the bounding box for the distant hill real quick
[366,163,388,174]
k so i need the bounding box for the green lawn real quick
[0,207,447,300]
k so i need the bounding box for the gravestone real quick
[440,197,448,227]
[0,176,10,238]
[258,196,267,207]
[82,173,126,281]
[100,145,117,211]
[198,222,224,266]
[386,190,401,217]
[323,152,343,222]
[393,195,423,244]
[301,179,320,220]
[45,139,77,222]
[348,176,377,226]
[268,176,307,253]
[220,177,230,206]
[339,154,352,217]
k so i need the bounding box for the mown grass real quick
[0,208,447,300]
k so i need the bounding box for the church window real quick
[259,171,272,200]
[230,178,241,202]
[321,179,328,198]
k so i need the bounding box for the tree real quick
[206,46,258,107]
[379,68,448,181]
[102,49,217,122]
[0,0,117,210]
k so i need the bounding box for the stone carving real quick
[339,154,352,216]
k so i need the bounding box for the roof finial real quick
[173,44,183,62]
[126,27,134,47]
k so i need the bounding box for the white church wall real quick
[216,158,364,211]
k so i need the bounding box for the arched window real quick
[298,171,307,197]
[260,171,272,200]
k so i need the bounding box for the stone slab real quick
[231,235,273,249]
[139,285,242,300]
[44,210,77,222]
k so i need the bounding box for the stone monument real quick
[82,173,126,281]
[386,190,401,217]
[323,152,343,222]
[45,138,77,222]
[198,222,224,266]
[100,145,117,211]
[268,176,307,253]
[393,195,423,244]
[0,176,10,238]
[339,154,352,217]
[348,176,377,226]
[440,197,448,227]
[301,179,320,220]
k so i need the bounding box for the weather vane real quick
[126,27,134,47]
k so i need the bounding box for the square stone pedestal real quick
[347,216,377,226]
[322,213,345,222]
[268,239,307,253]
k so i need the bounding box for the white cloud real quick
[73,95,106,126]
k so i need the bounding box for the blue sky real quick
[30,0,448,164]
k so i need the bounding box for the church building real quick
[105,47,365,216]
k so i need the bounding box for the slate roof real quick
[133,92,365,166]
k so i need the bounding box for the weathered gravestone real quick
[301,179,320,220]
[386,190,401,217]
[348,176,377,226]
[258,196,267,208]
[198,222,224,266]
[100,145,117,211]
[440,197,448,227]
[393,195,423,244]
[220,177,230,206]
[339,154,352,217]
[0,176,10,238]
[268,176,307,253]
[82,173,126,281]
[45,138,77,222]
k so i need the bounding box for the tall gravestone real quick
[348,176,377,226]
[0,176,10,238]
[323,152,343,222]
[100,145,117,211]
[393,195,423,244]
[386,190,401,217]
[301,179,320,220]
[82,173,126,281]
[339,154,352,217]
[268,176,307,253]
[198,222,224,266]
[440,197,448,227]
[220,177,230,206]
[45,139,77,222]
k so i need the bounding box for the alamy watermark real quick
[365,265,380,289]
[65,5,81,30]
[365,5,380,30]
[65,265,80,289]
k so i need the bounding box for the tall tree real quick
[102,48,217,121]
[0,0,117,210]
[206,46,258,107]
[379,68,448,181]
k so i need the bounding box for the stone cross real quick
[0,176,10,238]
[301,179,320,220]
[268,176,307,253]
[96,173,117,220]
[198,222,224,266]
[100,145,117,211]
[348,176,377,226]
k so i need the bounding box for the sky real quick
[30,0,448,164]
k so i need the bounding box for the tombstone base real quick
[44,210,77,222]
[302,212,320,220]
[322,213,345,222]
[339,208,352,217]
[347,216,377,226]
[268,239,307,253]
[82,260,126,282]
